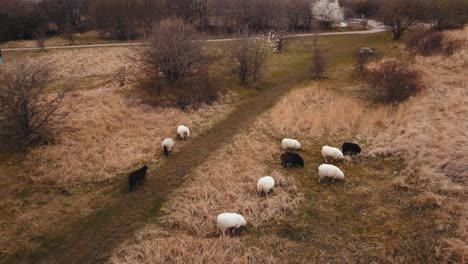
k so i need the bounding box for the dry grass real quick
[110,29,468,263]
[0,31,126,48]
[110,117,303,263]
[267,85,409,142]
[24,85,234,184]
[111,230,275,264]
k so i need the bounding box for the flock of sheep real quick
[127,126,361,237]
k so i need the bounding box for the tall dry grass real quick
[110,118,302,263]
[266,85,410,145]
[112,29,467,263]
[25,85,234,184]
[111,230,275,264]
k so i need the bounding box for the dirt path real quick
[1,22,386,51]
[3,68,309,263]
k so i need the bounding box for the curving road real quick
[1,23,386,52]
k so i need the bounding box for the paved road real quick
[1,26,387,52]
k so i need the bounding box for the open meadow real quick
[0,27,467,264]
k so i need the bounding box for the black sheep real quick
[281,151,304,168]
[342,142,361,156]
[128,165,148,191]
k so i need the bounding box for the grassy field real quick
[1,30,466,263]
[110,30,467,263]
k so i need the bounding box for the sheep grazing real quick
[281,138,301,151]
[128,165,148,191]
[321,146,344,163]
[281,151,304,168]
[342,142,361,156]
[177,125,190,140]
[318,164,345,183]
[161,138,175,156]
[217,213,247,237]
[257,176,275,196]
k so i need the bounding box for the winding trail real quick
[1,23,386,52]
[5,61,310,264]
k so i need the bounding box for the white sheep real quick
[161,138,175,156]
[257,176,275,196]
[318,164,345,183]
[217,213,247,237]
[281,138,301,151]
[177,125,190,140]
[321,146,344,162]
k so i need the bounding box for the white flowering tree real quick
[311,0,344,29]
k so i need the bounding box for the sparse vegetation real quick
[1,27,467,263]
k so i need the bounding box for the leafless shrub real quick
[361,18,369,30]
[311,33,326,79]
[0,61,73,148]
[63,22,75,44]
[405,31,444,56]
[355,47,376,73]
[366,59,424,103]
[231,33,269,84]
[139,17,205,83]
[114,65,127,87]
[33,28,47,51]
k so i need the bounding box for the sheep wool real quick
[321,146,344,162]
[318,164,345,182]
[217,213,247,236]
[281,138,301,150]
[161,138,175,156]
[257,176,275,195]
[177,125,190,140]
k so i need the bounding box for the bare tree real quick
[0,61,73,148]
[231,33,269,84]
[311,32,326,79]
[63,22,75,43]
[33,28,47,51]
[380,0,424,40]
[139,18,205,83]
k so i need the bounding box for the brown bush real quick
[405,31,444,56]
[366,59,424,103]
[174,75,219,110]
[139,18,205,83]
